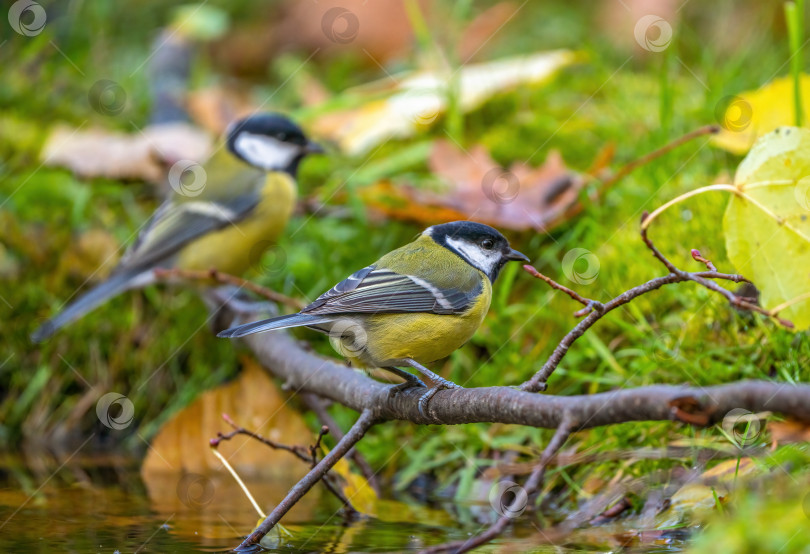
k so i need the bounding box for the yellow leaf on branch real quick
[713,75,810,155]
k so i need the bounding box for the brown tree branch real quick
[208,302,810,428]
[236,409,378,550]
[204,287,810,552]
[153,267,304,309]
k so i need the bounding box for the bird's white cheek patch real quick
[235,132,299,170]
[445,237,500,276]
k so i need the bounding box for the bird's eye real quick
[277,132,288,141]
[481,239,494,250]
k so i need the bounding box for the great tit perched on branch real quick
[32,113,322,343]
[218,221,529,413]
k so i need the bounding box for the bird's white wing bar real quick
[117,193,261,271]
[302,269,476,315]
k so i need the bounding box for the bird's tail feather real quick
[217,313,333,338]
[31,270,147,343]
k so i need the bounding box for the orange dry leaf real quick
[140,358,310,477]
[362,139,594,232]
[768,420,810,445]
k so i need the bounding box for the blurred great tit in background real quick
[218,221,529,411]
[32,113,322,343]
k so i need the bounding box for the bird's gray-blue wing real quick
[302,268,477,315]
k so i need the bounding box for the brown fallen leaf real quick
[41,122,212,183]
[140,358,311,477]
[768,419,810,445]
[457,2,519,63]
[276,0,424,63]
[700,458,758,482]
[361,139,596,232]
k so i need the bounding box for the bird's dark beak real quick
[304,140,325,155]
[506,248,530,263]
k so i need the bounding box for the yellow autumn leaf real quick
[700,458,758,482]
[713,75,810,155]
[655,483,727,529]
[723,126,810,330]
[331,455,380,515]
[329,453,452,525]
[141,358,312,476]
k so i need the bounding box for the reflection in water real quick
[0,452,473,552]
[0,452,691,552]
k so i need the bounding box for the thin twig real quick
[598,124,720,190]
[214,413,311,462]
[236,409,378,550]
[153,267,304,309]
[691,249,717,272]
[424,414,575,554]
[519,215,794,392]
[300,392,382,495]
[487,444,766,478]
[309,425,330,466]
[213,414,355,512]
[522,264,594,308]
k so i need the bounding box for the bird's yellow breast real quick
[360,276,492,366]
[177,172,296,275]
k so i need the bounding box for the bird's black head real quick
[425,221,529,282]
[225,113,323,175]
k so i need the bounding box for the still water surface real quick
[0,453,687,552]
